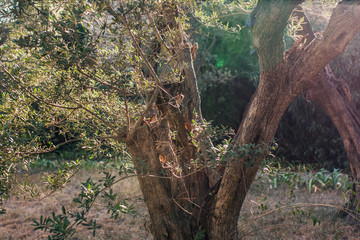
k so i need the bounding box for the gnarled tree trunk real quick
[119,1,360,239]
[295,5,360,214]
[309,65,360,215]
[209,1,360,238]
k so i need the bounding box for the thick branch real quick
[252,0,304,71]
[288,3,360,184]
[290,3,360,93]
[309,66,360,181]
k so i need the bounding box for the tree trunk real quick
[209,64,296,239]
[123,40,212,239]
[209,1,360,239]
[126,121,199,240]
[308,66,360,214]
[121,1,360,239]
[294,4,360,215]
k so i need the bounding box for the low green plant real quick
[261,160,303,189]
[32,171,136,239]
[260,159,350,194]
[306,168,346,193]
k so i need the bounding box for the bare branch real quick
[16,139,80,156]
[145,11,171,55]
[124,95,131,132]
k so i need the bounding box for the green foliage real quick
[193,1,259,130]
[276,96,348,169]
[200,74,255,129]
[0,157,13,214]
[1,0,358,238]
[260,158,351,194]
[196,21,257,77]
[241,155,358,239]
[194,229,206,240]
[33,171,136,238]
[212,140,270,168]
[309,168,342,190]
[0,0,155,160]
[32,210,77,240]
[0,118,17,213]
[192,0,257,33]
[0,0,190,232]
[42,159,81,192]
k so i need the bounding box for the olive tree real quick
[1,0,360,239]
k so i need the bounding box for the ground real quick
[0,168,359,239]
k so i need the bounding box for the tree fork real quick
[121,1,360,239]
[209,1,360,238]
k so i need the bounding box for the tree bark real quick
[126,118,202,240]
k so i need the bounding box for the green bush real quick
[276,96,348,170]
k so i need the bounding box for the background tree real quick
[1,0,360,239]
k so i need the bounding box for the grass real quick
[239,161,360,239]
[240,181,359,239]
[0,169,151,240]
[0,160,359,239]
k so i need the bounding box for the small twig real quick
[239,202,360,230]
[173,198,193,215]
[127,87,160,137]
[16,139,80,156]
[106,2,161,86]
[98,173,172,195]
[239,223,327,239]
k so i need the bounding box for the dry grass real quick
[0,169,359,240]
[239,180,360,239]
[0,169,152,240]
